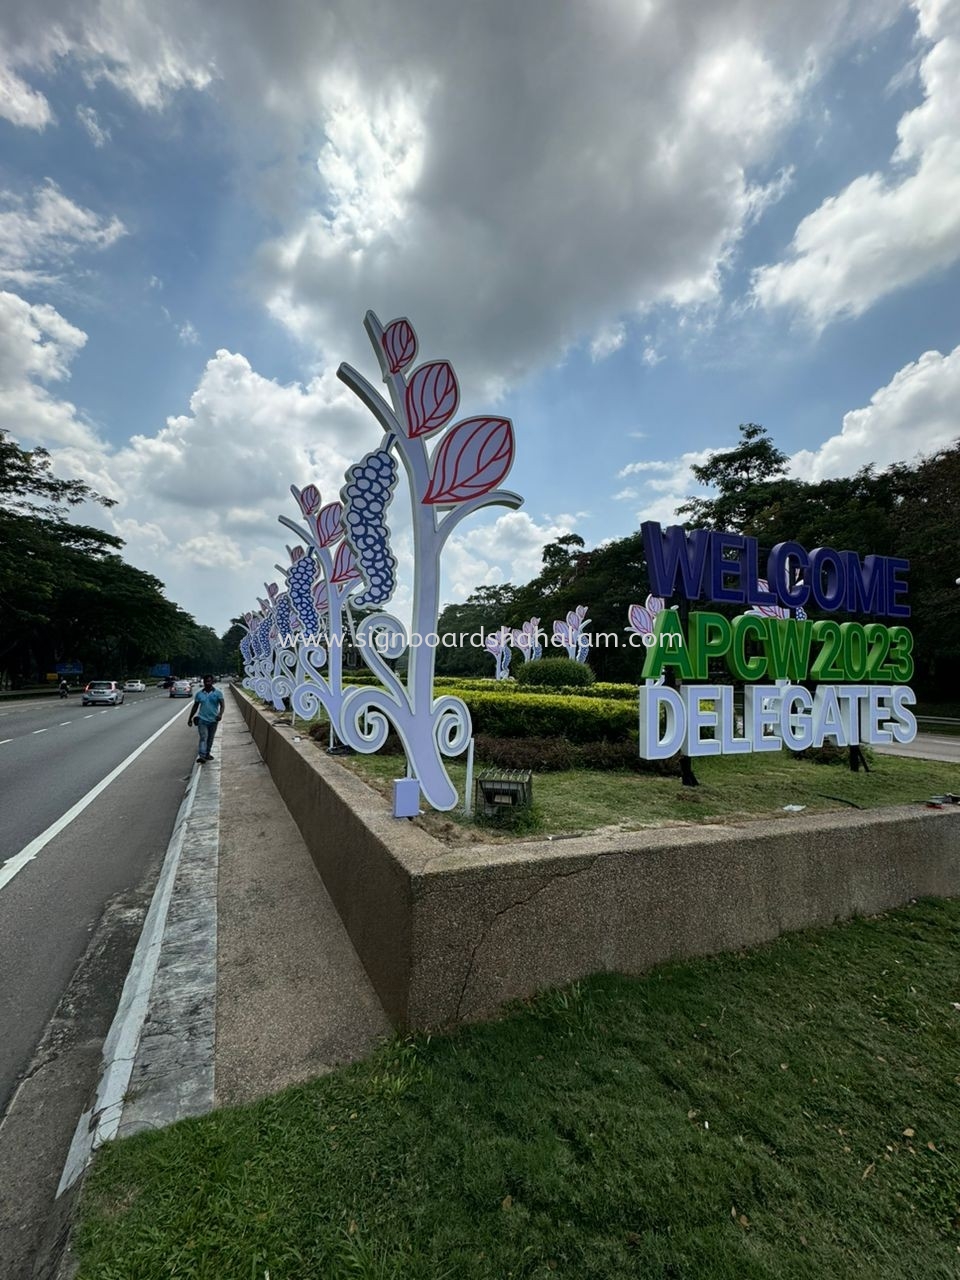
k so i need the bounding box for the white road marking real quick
[60,721,71,726]
[59,762,204,1193]
[0,705,190,896]
[32,729,48,735]
[84,714,94,719]
[0,739,11,745]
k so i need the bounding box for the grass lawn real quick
[339,749,960,843]
[77,899,960,1279]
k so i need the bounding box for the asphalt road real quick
[0,688,198,1115]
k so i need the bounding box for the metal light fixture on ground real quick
[475,770,533,817]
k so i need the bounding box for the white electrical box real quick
[393,778,420,818]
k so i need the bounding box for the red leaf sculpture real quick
[290,545,305,563]
[382,319,417,374]
[405,361,459,437]
[292,482,321,515]
[312,501,343,548]
[423,417,514,506]
[331,540,361,584]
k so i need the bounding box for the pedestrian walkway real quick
[62,695,390,1175]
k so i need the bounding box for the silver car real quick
[82,680,125,706]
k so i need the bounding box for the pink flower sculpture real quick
[627,594,667,637]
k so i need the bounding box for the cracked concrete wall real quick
[234,691,960,1030]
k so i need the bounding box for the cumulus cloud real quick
[0,181,126,287]
[0,290,98,449]
[753,0,960,326]
[790,344,960,479]
[615,345,960,520]
[0,0,902,386]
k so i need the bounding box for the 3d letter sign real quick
[239,310,522,811]
[633,522,918,759]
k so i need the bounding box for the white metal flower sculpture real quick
[485,626,514,680]
[335,311,522,810]
[274,483,363,729]
[627,593,668,638]
[512,617,542,662]
[553,604,591,662]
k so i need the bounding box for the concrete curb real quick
[234,687,960,1031]
[57,750,220,1193]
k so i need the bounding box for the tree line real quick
[435,426,960,697]
[0,431,232,687]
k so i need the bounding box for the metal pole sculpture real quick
[335,311,522,811]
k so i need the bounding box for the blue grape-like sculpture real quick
[274,592,294,643]
[287,551,319,636]
[342,448,399,607]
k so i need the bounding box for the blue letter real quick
[642,522,710,601]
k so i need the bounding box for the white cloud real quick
[753,0,960,326]
[616,448,719,525]
[0,59,53,129]
[790,343,960,479]
[0,181,126,287]
[641,345,663,367]
[43,346,388,629]
[590,323,626,362]
[444,511,578,601]
[76,103,110,146]
[177,320,199,346]
[0,0,905,386]
[0,290,98,449]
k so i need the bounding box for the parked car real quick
[123,679,146,692]
[169,679,192,698]
[82,681,124,706]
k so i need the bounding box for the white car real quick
[83,681,125,706]
[123,679,146,692]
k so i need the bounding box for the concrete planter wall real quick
[232,688,960,1030]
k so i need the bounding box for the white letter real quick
[638,682,685,759]
[889,686,917,744]
[683,685,721,757]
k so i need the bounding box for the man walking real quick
[188,674,224,763]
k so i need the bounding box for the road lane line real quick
[32,729,48,735]
[0,705,190,896]
[60,721,71,726]
[58,762,204,1193]
[83,714,94,719]
[0,739,11,745]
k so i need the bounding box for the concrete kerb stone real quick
[232,686,960,1031]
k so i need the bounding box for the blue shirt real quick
[193,688,224,723]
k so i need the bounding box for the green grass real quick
[341,750,960,842]
[76,899,960,1279]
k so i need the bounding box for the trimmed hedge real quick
[515,657,595,687]
[458,689,635,743]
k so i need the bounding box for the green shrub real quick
[460,690,633,742]
[515,658,595,688]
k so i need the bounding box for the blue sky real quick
[1,0,958,632]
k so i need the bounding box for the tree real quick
[678,423,791,533]
[0,430,219,684]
